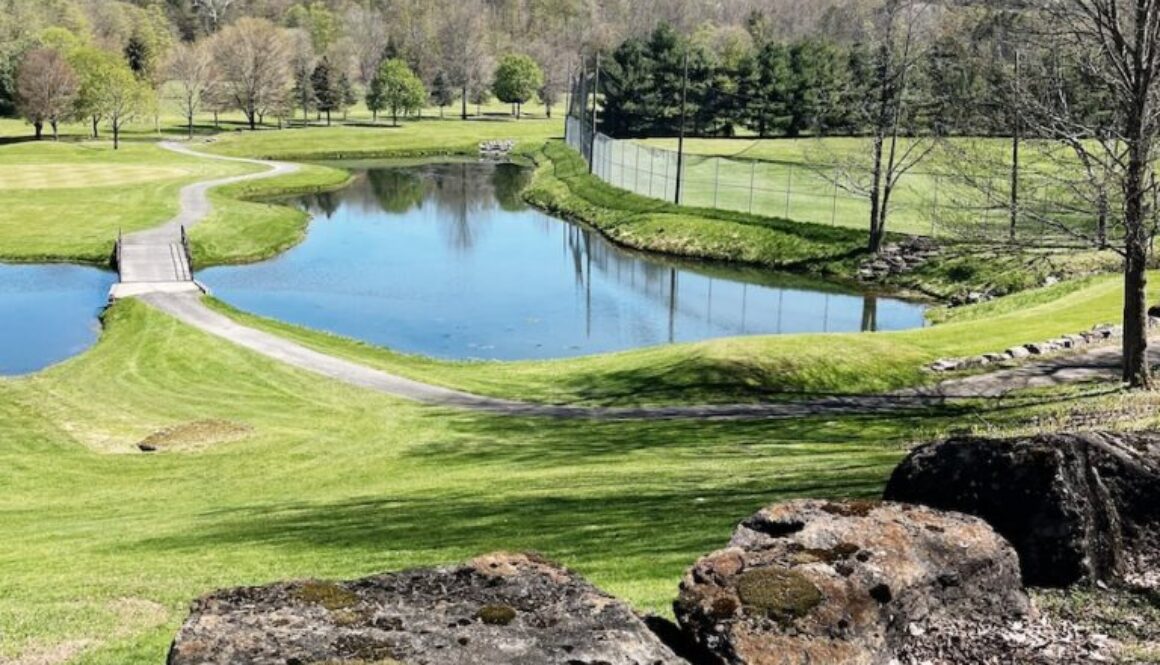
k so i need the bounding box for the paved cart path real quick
[110,142,299,299]
[119,142,1143,419]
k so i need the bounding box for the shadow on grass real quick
[123,474,888,575]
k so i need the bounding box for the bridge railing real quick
[114,228,122,280]
[180,225,193,277]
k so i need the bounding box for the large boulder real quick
[674,499,1030,665]
[167,552,685,665]
[884,432,1160,588]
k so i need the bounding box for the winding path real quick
[118,141,1140,420]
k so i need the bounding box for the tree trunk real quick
[372,109,378,123]
[92,116,99,139]
[546,103,551,118]
[214,111,220,129]
[462,85,468,119]
[516,102,522,120]
[1122,142,1153,388]
[1123,238,1151,387]
[868,132,886,254]
[326,110,331,126]
[33,121,42,140]
[188,114,194,139]
[50,119,58,141]
[248,110,256,130]
[393,108,398,127]
[113,123,120,150]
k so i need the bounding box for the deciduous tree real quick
[493,53,543,119]
[15,47,77,140]
[368,58,426,126]
[167,40,214,138]
[211,17,292,130]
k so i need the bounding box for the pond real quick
[199,162,927,361]
[0,263,115,375]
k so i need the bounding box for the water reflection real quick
[200,162,926,360]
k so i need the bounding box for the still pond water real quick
[0,263,115,375]
[201,162,927,360]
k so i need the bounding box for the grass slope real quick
[203,270,1146,406]
[0,300,923,664]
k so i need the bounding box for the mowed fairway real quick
[0,141,260,263]
[0,300,913,664]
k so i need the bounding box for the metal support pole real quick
[588,53,599,174]
[674,53,689,205]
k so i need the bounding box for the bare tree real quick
[438,0,492,120]
[210,17,292,130]
[345,5,390,85]
[823,0,938,254]
[1008,0,1160,389]
[15,48,77,140]
[104,64,145,150]
[193,0,234,33]
[167,41,214,139]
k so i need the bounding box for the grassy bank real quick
[525,140,868,270]
[190,163,353,266]
[202,271,1146,406]
[0,299,934,664]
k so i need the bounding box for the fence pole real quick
[785,164,793,218]
[748,160,756,214]
[713,158,721,208]
[831,170,839,226]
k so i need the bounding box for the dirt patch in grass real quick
[0,640,96,665]
[137,419,253,453]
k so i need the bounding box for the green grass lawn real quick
[0,141,260,263]
[0,299,932,664]
[0,117,1150,665]
[201,117,563,161]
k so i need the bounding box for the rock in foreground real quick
[885,432,1160,588]
[675,499,1029,665]
[167,552,684,665]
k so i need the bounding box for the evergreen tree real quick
[311,58,339,125]
[431,70,455,118]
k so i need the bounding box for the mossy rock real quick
[734,566,823,623]
[476,604,518,626]
[294,581,360,611]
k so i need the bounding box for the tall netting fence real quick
[566,116,1099,243]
